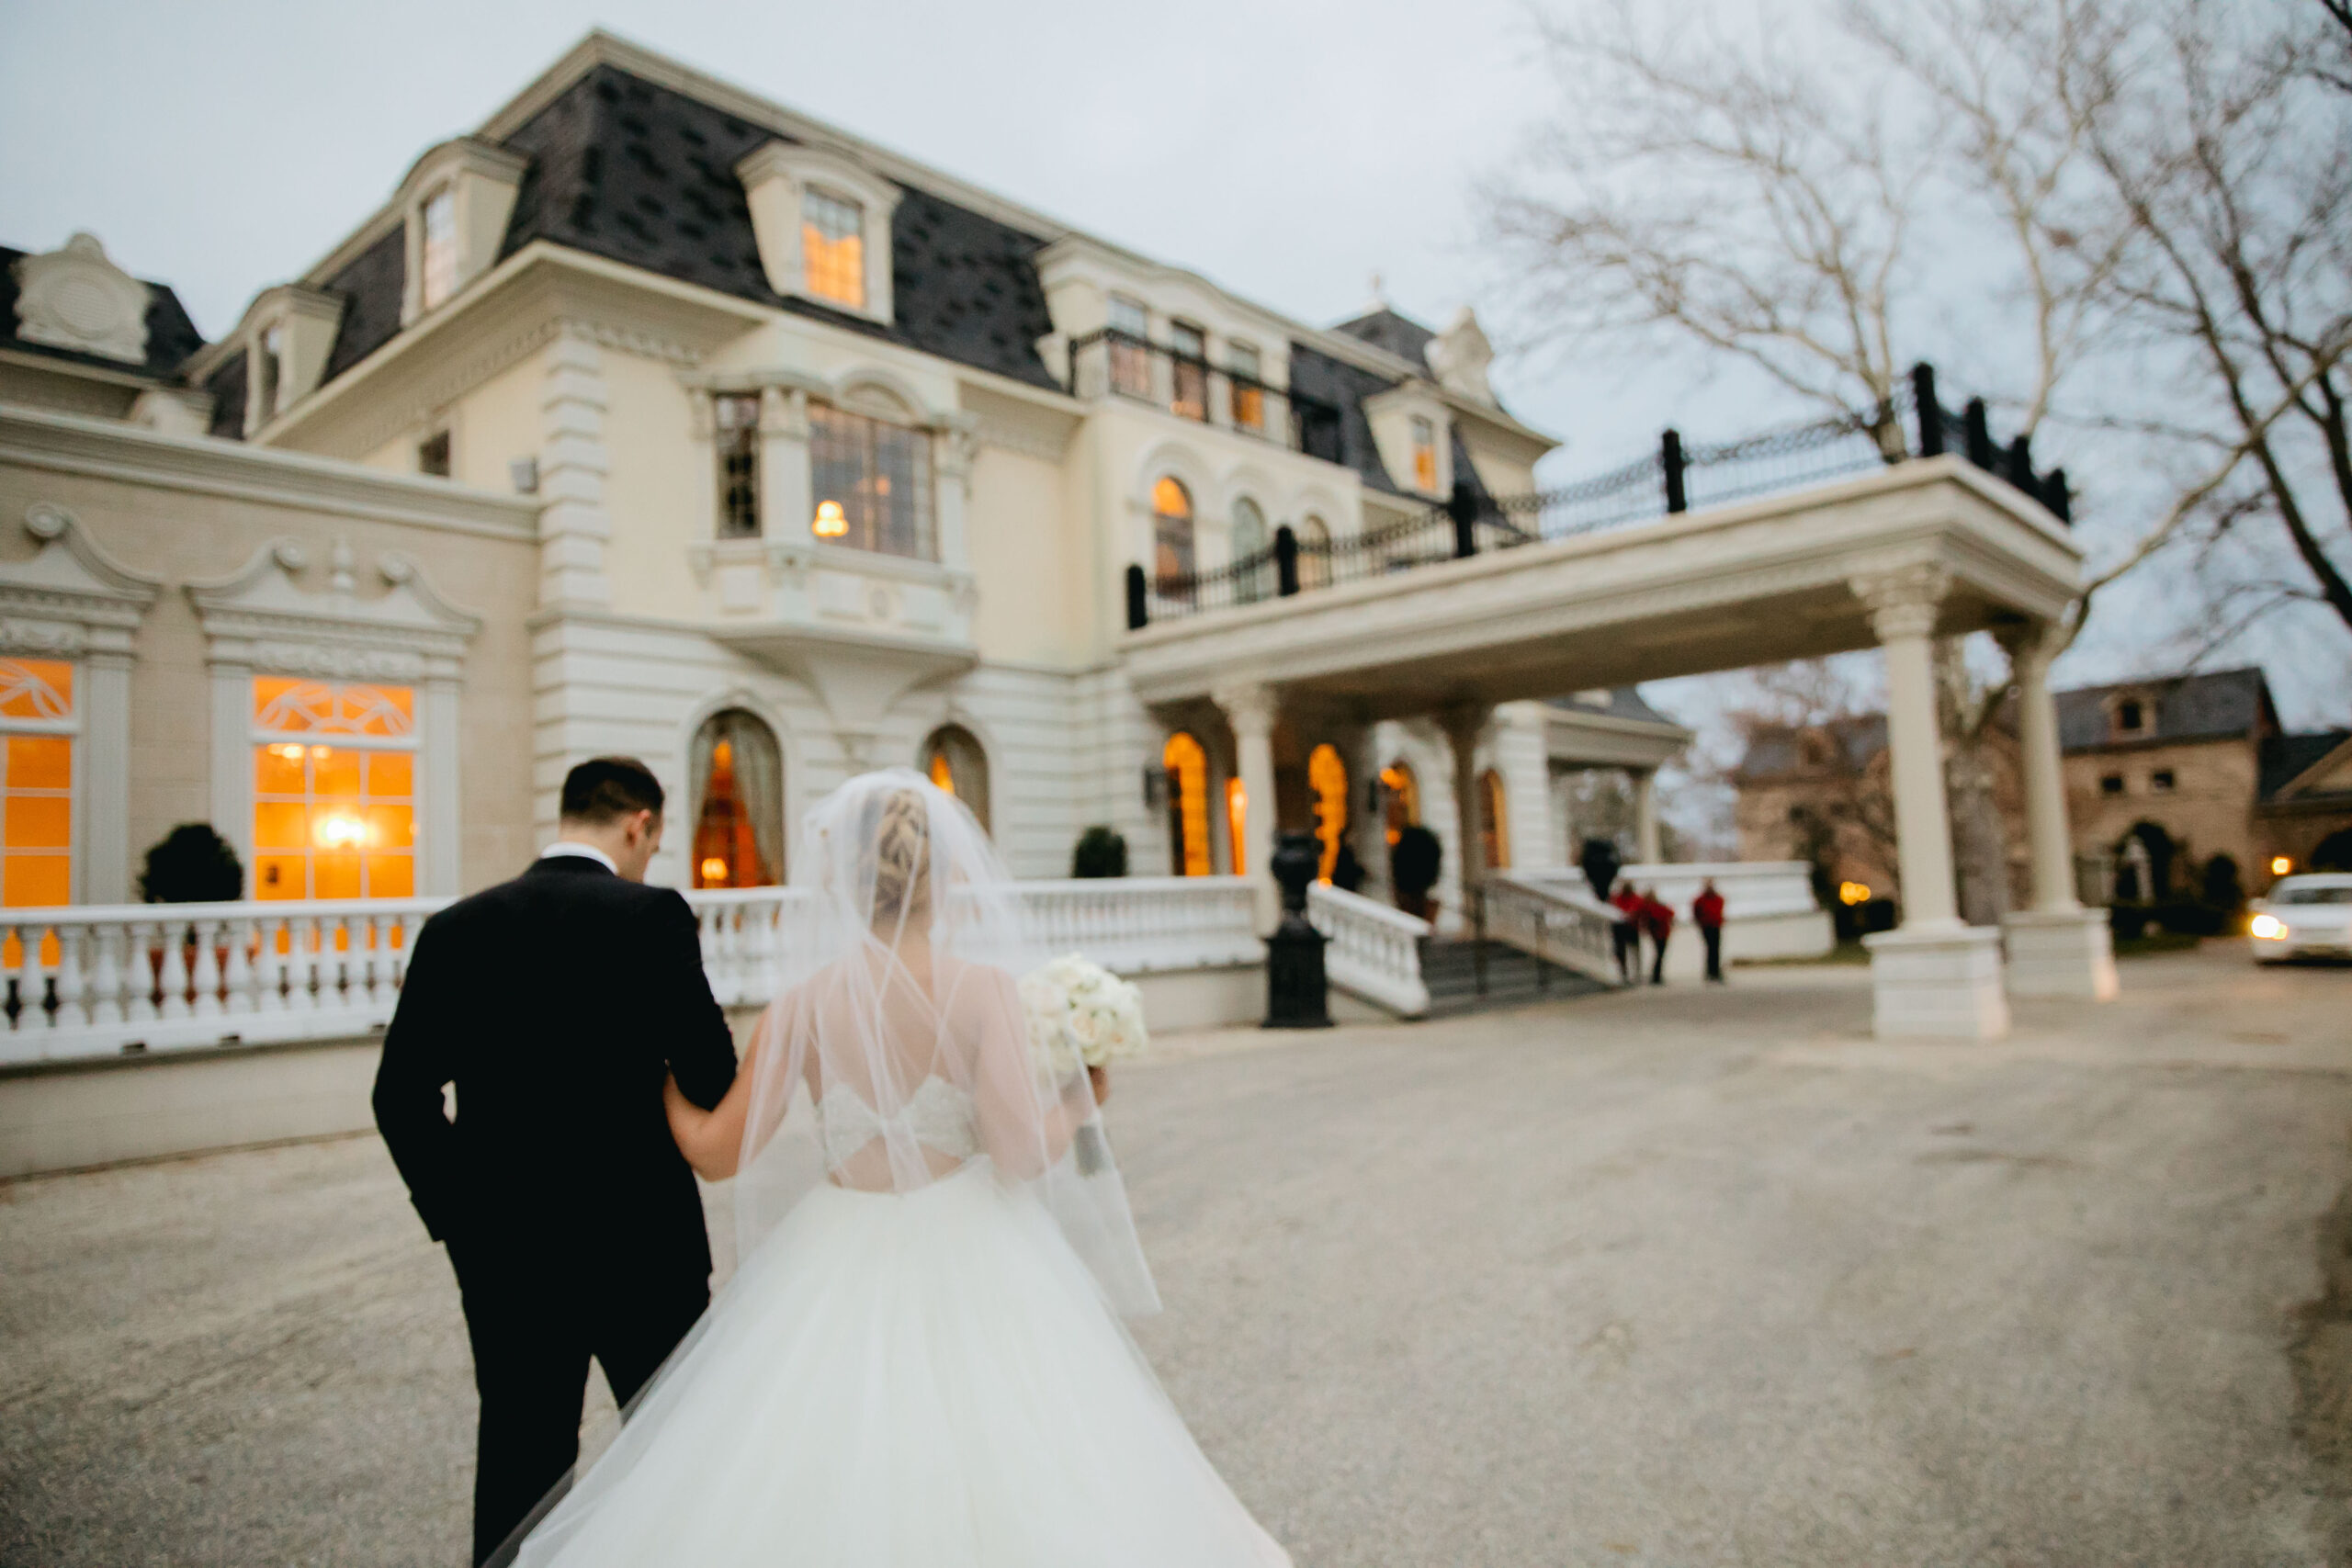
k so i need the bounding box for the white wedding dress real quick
[505,772,1289,1568]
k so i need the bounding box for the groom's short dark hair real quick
[560,756,665,825]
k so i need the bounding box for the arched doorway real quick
[1152,477,1194,604]
[1164,731,1210,877]
[690,709,784,887]
[1381,761,1419,845]
[1479,768,1510,872]
[1297,515,1331,590]
[1231,497,1270,604]
[921,724,989,831]
[2113,820,2174,903]
[1308,742,1349,882]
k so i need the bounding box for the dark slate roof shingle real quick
[205,350,246,438]
[0,244,206,379]
[2054,667,2275,750]
[322,227,406,383]
[1550,687,1680,728]
[1332,307,1435,370]
[1284,342,1403,496]
[1736,715,1889,780]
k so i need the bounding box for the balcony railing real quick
[0,879,1269,1066]
[1066,329,1342,457]
[1126,362,2072,629]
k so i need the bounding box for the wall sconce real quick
[811,499,848,538]
[1142,766,1176,810]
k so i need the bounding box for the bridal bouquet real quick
[1019,953,1148,1084]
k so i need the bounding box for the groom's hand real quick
[1087,1065,1110,1106]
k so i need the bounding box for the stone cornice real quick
[0,406,538,542]
[186,537,484,681]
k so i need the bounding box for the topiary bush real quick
[139,823,244,903]
[1071,825,1128,879]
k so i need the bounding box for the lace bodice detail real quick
[815,1077,979,1168]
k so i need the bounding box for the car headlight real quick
[2251,913,2287,941]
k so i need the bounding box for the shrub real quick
[1070,826,1127,879]
[2109,904,2151,941]
[139,823,244,903]
[2154,898,2225,937]
[2200,854,2244,912]
[1391,825,1442,899]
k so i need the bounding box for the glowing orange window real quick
[1410,416,1439,492]
[0,659,74,908]
[1164,732,1210,878]
[802,188,865,309]
[252,679,416,900]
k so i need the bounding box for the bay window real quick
[716,393,762,537]
[809,404,934,559]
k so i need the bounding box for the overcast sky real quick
[3,1,2342,833]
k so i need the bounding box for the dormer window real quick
[802,190,865,310]
[2116,697,2145,737]
[1411,416,1439,491]
[232,286,345,435]
[256,322,286,421]
[419,186,458,311]
[737,142,902,327]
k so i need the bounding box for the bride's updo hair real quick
[865,786,932,923]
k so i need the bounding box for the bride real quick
[498,770,1291,1566]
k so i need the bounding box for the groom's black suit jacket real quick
[373,854,739,1282]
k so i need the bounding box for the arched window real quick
[1230,498,1270,604]
[1226,776,1249,875]
[1308,742,1349,882]
[1478,768,1510,872]
[1297,514,1331,590]
[1151,477,1194,598]
[690,710,784,887]
[921,724,990,831]
[1380,761,1419,846]
[1164,732,1210,877]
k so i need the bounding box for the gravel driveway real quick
[3,944,2347,1566]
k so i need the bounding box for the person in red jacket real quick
[1692,878,1727,984]
[1638,886,1674,985]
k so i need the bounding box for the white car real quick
[2249,874,2352,964]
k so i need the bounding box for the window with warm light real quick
[1410,415,1439,492]
[1226,777,1249,875]
[716,393,762,537]
[690,710,783,889]
[1151,477,1193,591]
[251,678,416,900]
[1228,342,1263,432]
[802,188,866,309]
[809,404,934,558]
[921,725,990,832]
[0,660,75,908]
[1164,732,1210,877]
[1308,743,1348,882]
[420,186,458,310]
[1169,321,1207,422]
[1108,295,1151,399]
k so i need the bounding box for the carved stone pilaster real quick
[1849,562,1951,644]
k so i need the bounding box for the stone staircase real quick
[1419,938,1615,1018]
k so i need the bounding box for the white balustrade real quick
[1307,883,1432,1017]
[1508,861,1835,967]
[1480,874,1623,986]
[0,876,1275,1066]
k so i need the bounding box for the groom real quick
[374,756,740,1565]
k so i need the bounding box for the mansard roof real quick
[0,244,207,378]
[2054,666,2278,751]
[1286,342,1405,496]
[1332,307,1437,370]
[2261,730,2352,805]
[1551,687,1681,728]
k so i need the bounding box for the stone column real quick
[1997,620,2119,999]
[538,325,613,609]
[759,384,813,547]
[80,647,137,903]
[1852,565,2008,1039]
[1215,682,1281,933]
[1631,768,1663,866]
[1441,704,1492,932]
[1494,701,1558,870]
[934,414,978,570]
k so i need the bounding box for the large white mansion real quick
[0,29,1689,925]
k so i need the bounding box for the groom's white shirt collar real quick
[540,841,618,874]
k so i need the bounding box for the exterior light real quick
[2271,855,2294,877]
[700,856,729,886]
[811,499,848,538]
[1838,881,1871,906]
[2251,913,2287,941]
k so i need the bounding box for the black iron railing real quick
[1067,329,1341,455]
[1125,361,2070,630]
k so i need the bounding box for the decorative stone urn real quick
[1263,831,1332,1029]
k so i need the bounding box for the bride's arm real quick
[665,995,800,1180]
